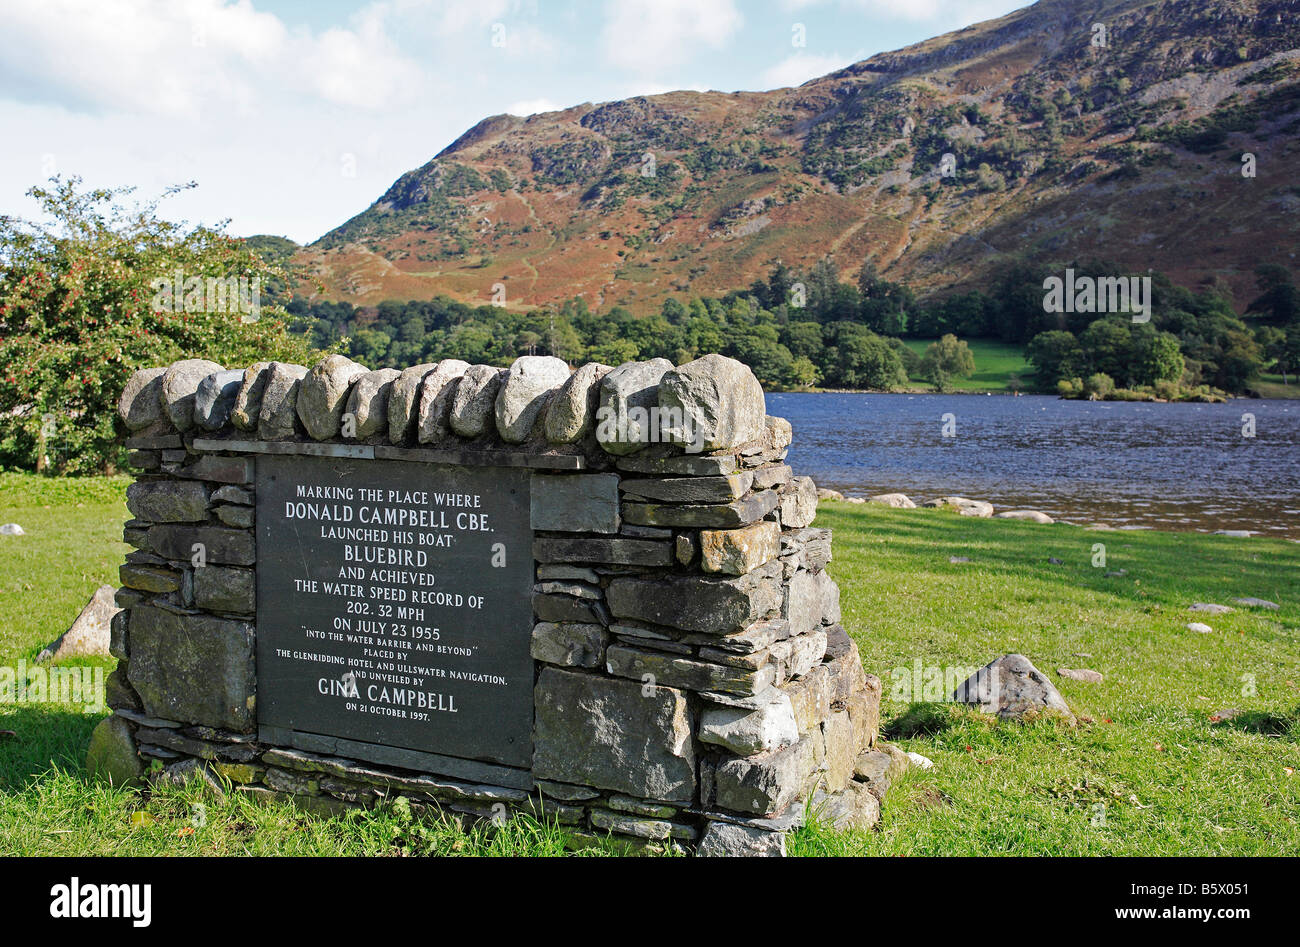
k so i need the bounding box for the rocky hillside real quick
[297,0,1300,313]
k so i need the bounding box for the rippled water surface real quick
[768,393,1300,538]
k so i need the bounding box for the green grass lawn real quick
[1253,373,1300,399]
[2,474,1297,855]
[903,337,1033,392]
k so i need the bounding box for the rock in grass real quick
[817,488,845,502]
[1233,597,1279,610]
[995,510,1054,524]
[906,752,934,770]
[924,496,993,517]
[1,523,24,535]
[85,715,142,786]
[1057,667,1103,684]
[952,653,1074,723]
[36,584,118,661]
[869,493,916,508]
[1189,603,1234,614]
[1186,622,1214,633]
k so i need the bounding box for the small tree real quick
[920,333,976,390]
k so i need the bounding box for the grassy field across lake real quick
[902,337,1033,392]
[1,474,1296,855]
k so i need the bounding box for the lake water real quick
[768,393,1300,539]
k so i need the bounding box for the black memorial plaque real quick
[255,454,534,769]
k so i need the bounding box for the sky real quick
[0,0,1030,244]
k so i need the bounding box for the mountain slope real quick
[298,0,1300,313]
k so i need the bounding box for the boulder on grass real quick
[37,584,119,662]
[952,653,1074,723]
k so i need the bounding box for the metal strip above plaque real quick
[255,454,534,770]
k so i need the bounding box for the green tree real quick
[919,333,976,389]
[1027,330,1084,389]
[0,177,317,474]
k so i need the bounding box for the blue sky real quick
[0,0,1029,243]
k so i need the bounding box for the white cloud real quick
[761,52,857,88]
[781,0,1017,25]
[0,0,424,115]
[504,98,562,116]
[601,0,743,74]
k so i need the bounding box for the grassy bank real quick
[902,338,1033,392]
[1,474,1296,855]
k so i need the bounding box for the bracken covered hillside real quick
[297,0,1300,313]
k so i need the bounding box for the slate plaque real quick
[256,454,534,769]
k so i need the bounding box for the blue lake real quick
[767,392,1300,538]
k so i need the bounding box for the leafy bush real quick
[0,177,318,474]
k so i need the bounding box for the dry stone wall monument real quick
[91,351,889,856]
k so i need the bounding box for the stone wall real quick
[91,352,888,856]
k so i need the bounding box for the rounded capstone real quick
[344,368,401,439]
[546,362,612,443]
[118,367,168,431]
[194,369,246,431]
[387,363,437,445]
[417,359,471,443]
[161,359,223,432]
[597,358,673,456]
[296,354,368,440]
[449,364,507,438]
[257,362,308,440]
[231,361,273,431]
[658,353,766,452]
[495,355,570,443]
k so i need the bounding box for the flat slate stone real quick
[615,452,739,477]
[533,536,672,566]
[533,668,696,803]
[531,473,620,533]
[623,489,779,529]
[620,472,753,503]
[126,605,255,731]
[606,565,782,635]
